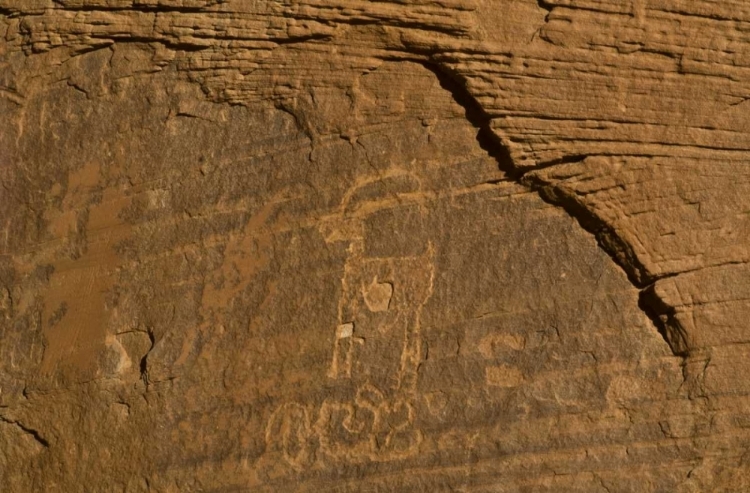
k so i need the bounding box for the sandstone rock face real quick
[1,1,749,491]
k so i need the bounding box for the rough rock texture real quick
[1,1,749,491]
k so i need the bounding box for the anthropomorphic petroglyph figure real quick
[266,176,435,466]
[316,236,434,460]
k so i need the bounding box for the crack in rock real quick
[0,415,49,448]
[422,61,683,357]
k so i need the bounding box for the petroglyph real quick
[267,175,437,468]
[363,277,393,313]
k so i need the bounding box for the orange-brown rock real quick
[1,1,749,491]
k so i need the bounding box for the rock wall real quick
[1,1,749,491]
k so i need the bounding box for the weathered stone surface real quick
[1,1,749,491]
